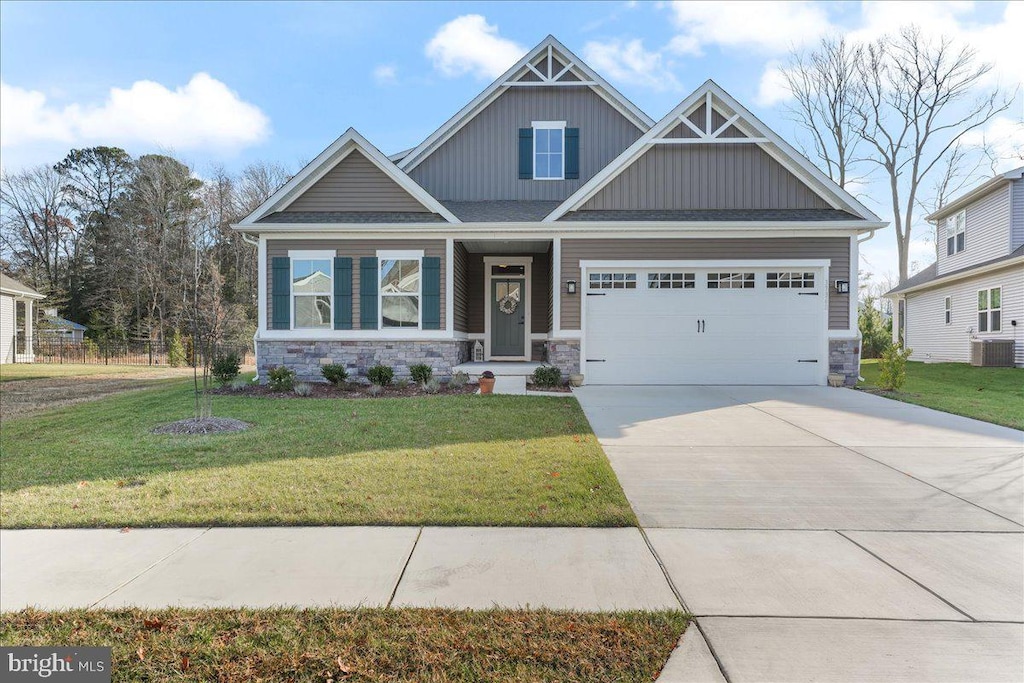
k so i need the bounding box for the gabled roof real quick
[885,244,1024,297]
[544,80,885,226]
[235,128,459,227]
[0,274,45,299]
[926,166,1024,222]
[396,35,655,174]
[41,314,87,331]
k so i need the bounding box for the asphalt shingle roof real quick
[257,211,446,224]
[441,201,562,222]
[559,208,864,222]
[886,245,1024,295]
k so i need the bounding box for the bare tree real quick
[855,26,1013,283]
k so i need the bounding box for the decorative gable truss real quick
[237,128,459,226]
[545,81,884,224]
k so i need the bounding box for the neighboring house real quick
[37,308,88,344]
[233,36,884,386]
[886,167,1024,367]
[0,274,46,364]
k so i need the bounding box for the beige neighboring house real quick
[886,166,1024,367]
[1,274,46,364]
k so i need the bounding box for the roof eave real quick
[885,255,1024,297]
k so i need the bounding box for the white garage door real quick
[583,266,827,385]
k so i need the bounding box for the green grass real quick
[859,360,1024,430]
[0,363,192,382]
[0,608,688,682]
[0,381,635,528]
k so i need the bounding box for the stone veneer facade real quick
[258,339,471,383]
[545,339,581,377]
[828,337,861,387]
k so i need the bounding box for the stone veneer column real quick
[829,337,861,387]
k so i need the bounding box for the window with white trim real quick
[707,272,755,289]
[292,257,333,329]
[589,272,637,289]
[380,256,421,328]
[533,121,565,180]
[767,272,815,289]
[977,287,1001,332]
[946,210,966,255]
[944,296,952,325]
[648,272,695,289]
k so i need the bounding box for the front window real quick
[380,257,420,328]
[292,257,332,329]
[533,122,565,180]
[947,210,965,256]
[977,287,1001,333]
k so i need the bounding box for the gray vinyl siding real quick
[560,237,851,330]
[266,239,446,329]
[936,185,1011,276]
[464,252,551,335]
[453,242,469,333]
[1012,179,1024,250]
[408,87,643,201]
[905,264,1024,366]
[581,145,831,211]
[287,150,427,213]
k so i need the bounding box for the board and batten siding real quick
[265,239,446,329]
[1011,178,1024,250]
[408,88,643,201]
[559,237,851,330]
[581,145,831,211]
[936,184,1011,276]
[905,264,1024,366]
[453,242,469,333]
[286,150,427,213]
[464,251,551,335]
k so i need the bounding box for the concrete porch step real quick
[487,375,527,395]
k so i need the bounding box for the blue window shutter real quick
[565,128,580,180]
[271,257,291,329]
[334,257,352,330]
[359,256,378,329]
[518,128,533,179]
[422,256,441,330]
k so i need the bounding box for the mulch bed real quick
[212,382,479,399]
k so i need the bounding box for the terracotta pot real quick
[479,377,496,395]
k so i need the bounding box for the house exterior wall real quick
[580,145,831,211]
[904,264,1024,366]
[559,236,852,330]
[265,239,447,328]
[936,184,1011,276]
[1012,178,1024,251]
[0,293,14,364]
[287,150,427,212]
[257,339,471,383]
[453,242,469,333]
[408,87,644,201]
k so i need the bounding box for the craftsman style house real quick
[234,36,884,386]
[887,167,1024,367]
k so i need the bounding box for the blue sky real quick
[1,1,1021,281]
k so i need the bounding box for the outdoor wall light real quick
[834,280,850,294]
[566,280,577,294]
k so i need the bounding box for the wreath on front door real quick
[498,294,519,315]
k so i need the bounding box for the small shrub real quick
[211,352,241,386]
[293,382,313,397]
[167,330,186,368]
[395,378,409,389]
[229,377,249,392]
[367,384,384,396]
[877,343,913,391]
[422,377,441,394]
[480,370,495,379]
[321,364,348,386]
[410,363,432,384]
[367,364,394,386]
[532,365,563,387]
[449,371,469,389]
[267,365,295,392]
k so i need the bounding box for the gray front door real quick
[491,278,525,357]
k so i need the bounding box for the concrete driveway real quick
[575,385,1024,683]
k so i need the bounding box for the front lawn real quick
[0,381,635,528]
[0,363,196,382]
[0,608,688,682]
[859,360,1024,430]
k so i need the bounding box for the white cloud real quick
[373,64,398,85]
[0,73,269,151]
[665,1,834,56]
[959,114,1024,172]
[582,39,681,91]
[425,15,525,80]
[755,62,790,107]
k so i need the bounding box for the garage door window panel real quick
[707,272,755,290]
[767,272,815,289]
[648,272,695,289]
[589,272,637,290]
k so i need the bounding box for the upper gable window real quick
[533,121,565,180]
[946,210,966,256]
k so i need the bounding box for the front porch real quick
[452,360,545,378]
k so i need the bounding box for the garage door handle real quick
[587,359,606,362]
[797,359,818,363]
[586,292,606,296]
[798,292,819,296]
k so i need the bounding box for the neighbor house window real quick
[291,255,333,329]
[589,272,637,289]
[533,121,565,180]
[707,272,755,289]
[767,272,815,289]
[648,272,695,289]
[379,256,421,328]
[977,287,1001,332]
[947,210,966,255]
[944,296,952,325]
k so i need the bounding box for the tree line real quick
[1,147,290,348]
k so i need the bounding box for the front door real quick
[491,278,525,357]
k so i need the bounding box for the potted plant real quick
[478,370,496,395]
[568,372,584,387]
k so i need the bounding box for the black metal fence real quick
[30,339,254,367]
